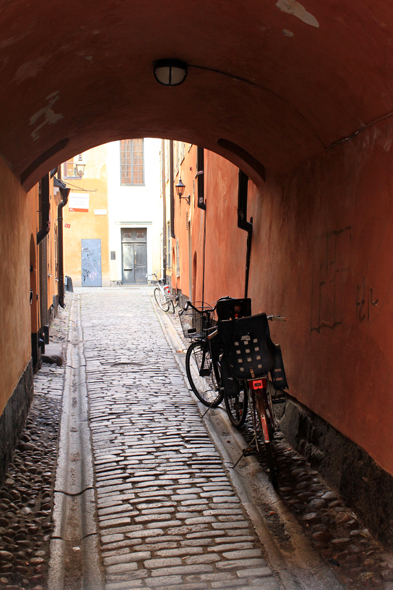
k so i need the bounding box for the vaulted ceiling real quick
[1,0,392,189]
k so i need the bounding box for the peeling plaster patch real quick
[13,55,51,84]
[0,30,31,50]
[283,29,294,37]
[374,127,393,152]
[30,91,63,141]
[276,0,319,28]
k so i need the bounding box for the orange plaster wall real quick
[247,121,393,476]
[0,158,34,415]
[173,147,249,305]
[175,133,393,478]
[63,153,109,287]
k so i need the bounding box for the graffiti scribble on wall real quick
[356,277,378,321]
[311,227,351,333]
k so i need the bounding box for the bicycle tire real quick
[167,298,175,314]
[224,381,248,428]
[255,391,278,487]
[185,340,224,407]
[154,287,170,312]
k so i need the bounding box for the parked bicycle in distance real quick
[180,296,288,488]
[179,301,224,408]
[146,268,178,314]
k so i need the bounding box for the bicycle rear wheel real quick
[255,392,278,487]
[154,287,170,312]
[185,340,224,407]
[224,381,248,428]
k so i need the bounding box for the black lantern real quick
[176,178,190,204]
[154,59,188,87]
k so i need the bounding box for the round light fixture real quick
[153,59,188,87]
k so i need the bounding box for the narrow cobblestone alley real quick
[78,287,281,590]
[3,287,393,590]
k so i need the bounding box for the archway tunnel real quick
[1,0,393,544]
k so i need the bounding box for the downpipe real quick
[237,169,253,298]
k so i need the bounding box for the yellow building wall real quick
[63,146,110,287]
[0,158,35,415]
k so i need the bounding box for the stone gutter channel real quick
[48,295,103,590]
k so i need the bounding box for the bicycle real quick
[218,312,288,488]
[180,297,251,413]
[179,301,223,408]
[146,269,177,313]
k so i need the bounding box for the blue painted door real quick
[81,239,102,286]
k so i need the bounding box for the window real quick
[63,155,85,179]
[120,139,144,185]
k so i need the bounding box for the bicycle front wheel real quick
[185,340,224,407]
[154,287,170,312]
[224,381,248,428]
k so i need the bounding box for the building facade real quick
[62,139,162,288]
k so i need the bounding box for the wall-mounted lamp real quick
[176,178,190,205]
[154,59,188,86]
[75,154,86,178]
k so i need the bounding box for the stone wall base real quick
[280,395,393,547]
[0,360,34,486]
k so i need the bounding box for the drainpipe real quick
[237,170,253,298]
[170,141,175,239]
[55,178,70,308]
[161,140,167,282]
[37,174,50,245]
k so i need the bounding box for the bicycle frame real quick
[248,377,275,445]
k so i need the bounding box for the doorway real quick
[121,228,147,284]
[81,239,102,286]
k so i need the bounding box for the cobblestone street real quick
[80,287,280,590]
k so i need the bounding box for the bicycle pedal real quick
[243,447,258,457]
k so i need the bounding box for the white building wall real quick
[107,138,162,284]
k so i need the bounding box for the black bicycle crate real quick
[219,312,288,389]
[179,302,215,339]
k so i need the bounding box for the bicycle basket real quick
[179,302,215,339]
[218,313,276,380]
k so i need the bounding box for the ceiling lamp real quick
[153,59,188,87]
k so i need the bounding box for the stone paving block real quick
[236,567,274,578]
[100,533,125,544]
[126,528,164,539]
[106,562,139,574]
[216,558,267,570]
[185,554,220,564]
[151,563,214,576]
[222,548,263,559]
[134,513,174,523]
[143,575,183,587]
[155,547,203,557]
[207,542,256,553]
[104,551,151,565]
[143,556,183,568]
